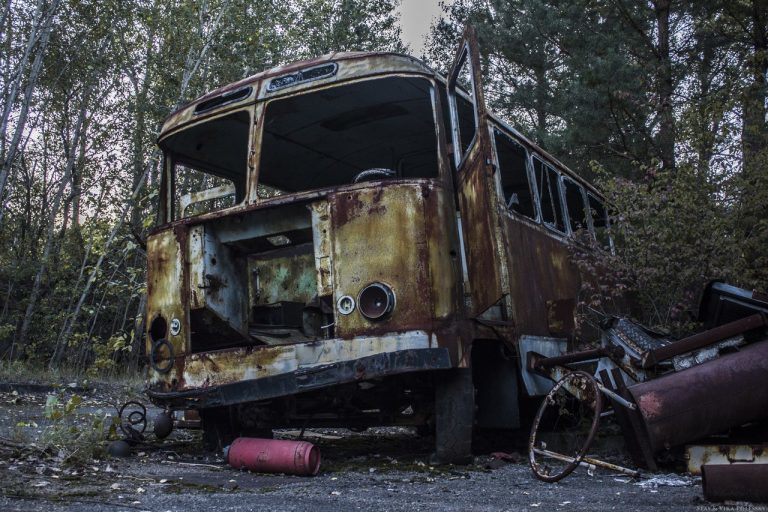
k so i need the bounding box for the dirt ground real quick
[0,383,762,512]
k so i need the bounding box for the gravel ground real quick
[0,383,762,512]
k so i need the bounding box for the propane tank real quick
[225,437,321,476]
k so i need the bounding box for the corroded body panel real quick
[330,183,439,338]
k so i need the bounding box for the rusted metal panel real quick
[628,340,768,452]
[502,216,581,339]
[179,332,433,390]
[146,228,188,389]
[310,201,334,296]
[642,313,767,368]
[329,183,435,338]
[702,463,768,502]
[187,225,249,338]
[687,445,768,475]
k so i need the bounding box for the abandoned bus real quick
[145,27,611,463]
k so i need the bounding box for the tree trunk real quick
[0,0,61,212]
[742,0,768,178]
[654,0,676,171]
[18,82,92,349]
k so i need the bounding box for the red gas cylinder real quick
[226,437,321,476]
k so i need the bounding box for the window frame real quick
[561,175,591,236]
[531,155,567,235]
[162,106,254,222]
[447,41,480,170]
[489,125,541,223]
[252,74,444,202]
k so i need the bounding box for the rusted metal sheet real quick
[449,25,509,319]
[641,313,767,368]
[687,445,768,475]
[146,228,188,390]
[310,201,333,296]
[330,183,437,339]
[702,463,768,502]
[628,341,768,452]
[502,217,581,339]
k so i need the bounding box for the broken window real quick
[493,129,536,220]
[563,177,589,233]
[162,110,250,220]
[257,76,439,196]
[588,193,611,248]
[447,42,478,163]
[534,157,565,232]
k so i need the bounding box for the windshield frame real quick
[156,72,449,225]
[250,73,447,205]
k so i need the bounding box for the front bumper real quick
[146,332,452,409]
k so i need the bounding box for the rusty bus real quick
[145,27,611,463]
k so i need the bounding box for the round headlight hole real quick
[150,316,167,342]
[358,282,395,321]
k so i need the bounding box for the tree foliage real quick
[426,0,767,330]
[0,0,405,371]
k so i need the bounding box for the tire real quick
[432,368,474,465]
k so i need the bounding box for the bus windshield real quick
[257,76,439,197]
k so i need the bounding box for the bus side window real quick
[534,158,565,232]
[493,130,536,220]
[455,94,476,157]
[563,178,589,234]
[588,193,611,249]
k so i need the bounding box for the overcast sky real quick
[397,0,446,56]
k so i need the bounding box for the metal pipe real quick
[642,313,766,368]
[533,448,640,478]
[702,464,768,502]
[628,341,768,452]
[535,347,622,369]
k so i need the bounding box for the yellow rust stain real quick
[331,184,433,337]
[146,229,188,386]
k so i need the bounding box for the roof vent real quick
[267,63,338,92]
[194,86,252,115]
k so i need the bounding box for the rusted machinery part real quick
[528,371,603,483]
[118,401,147,437]
[702,463,768,503]
[628,340,768,452]
[641,313,767,369]
[149,338,174,373]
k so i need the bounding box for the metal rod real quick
[596,381,637,410]
[642,313,767,368]
[536,347,613,369]
[533,448,640,478]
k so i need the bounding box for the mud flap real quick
[433,368,474,464]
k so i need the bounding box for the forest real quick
[0,0,765,375]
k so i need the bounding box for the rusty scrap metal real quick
[641,313,767,369]
[687,444,768,475]
[532,447,640,478]
[702,463,768,503]
[628,340,768,453]
[118,401,147,438]
[528,371,603,482]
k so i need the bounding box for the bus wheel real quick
[432,368,474,465]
